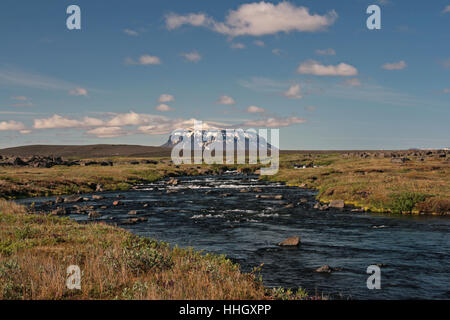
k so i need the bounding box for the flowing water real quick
[20,174,450,299]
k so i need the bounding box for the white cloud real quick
[381,61,407,70]
[155,104,173,112]
[231,42,246,49]
[11,102,33,107]
[107,111,152,126]
[139,55,161,65]
[0,69,86,91]
[242,116,306,128]
[126,55,161,65]
[342,78,362,87]
[297,60,358,76]
[315,48,336,56]
[443,88,450,94]
[283,84,302,99]
[180,51,202,62]
[19,129,32,134]
[34,115,83,129]
[253,40,265,47]
[166,13,213,30]
[0,120,26,131]
[246,105,265,113]
[26,110,310,139]
[82,117,104,127]
[69,87,88,96]
[137,118,218,135]
[11,96,28,101]
[305,106,316,112]
[158,94,175,103]
[442,5,450,14]
[33,115,105,129]
[123,29,139,36]
[10,95,32,107]
[441,59,450,69]
[166,2,338,37]
[86,127,129,138]
[217,95,236,105]
[272,48,282,56]
[239,77,287,92]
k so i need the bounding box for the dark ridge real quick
[0,144,172,158]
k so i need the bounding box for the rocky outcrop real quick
[0,155,80,168]
[340,149,449,160]
[391,157,410,164]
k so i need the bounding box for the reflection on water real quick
[20,174,450,299]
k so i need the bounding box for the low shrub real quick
[388,192,429,214]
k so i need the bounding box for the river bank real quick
[0,199,315,300]
[1,152,448,215]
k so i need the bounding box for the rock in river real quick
[329,200,345,209]
[64,195,83,203]
[120,217,148,225]
[278,236,300,247]
[88,211,101,218]
[256,195,283,200]
[315,265,332,273]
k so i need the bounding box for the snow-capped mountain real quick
[161,129,276,152]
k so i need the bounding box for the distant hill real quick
[0,145,172,158]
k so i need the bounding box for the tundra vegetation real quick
[0,200,314,300]
[0,150,448,214]
[269,150,449,215]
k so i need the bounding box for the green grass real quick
[2,200,302,300]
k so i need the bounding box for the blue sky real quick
[0,0,449,149]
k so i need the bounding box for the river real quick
[19,173,450,299]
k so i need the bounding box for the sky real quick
[0,0,449,150]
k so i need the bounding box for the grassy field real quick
[0,200,312,300]
[269,152,450,215]
[0,151,448,214]
[0,159,223,199]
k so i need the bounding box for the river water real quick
[20,174,450,299]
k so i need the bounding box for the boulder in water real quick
[88,211,101,218]
[51,207,67,216]
[278,236,300,247]
[64,195,83,203]
[329,200,345,209]
[315,265,332,273]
